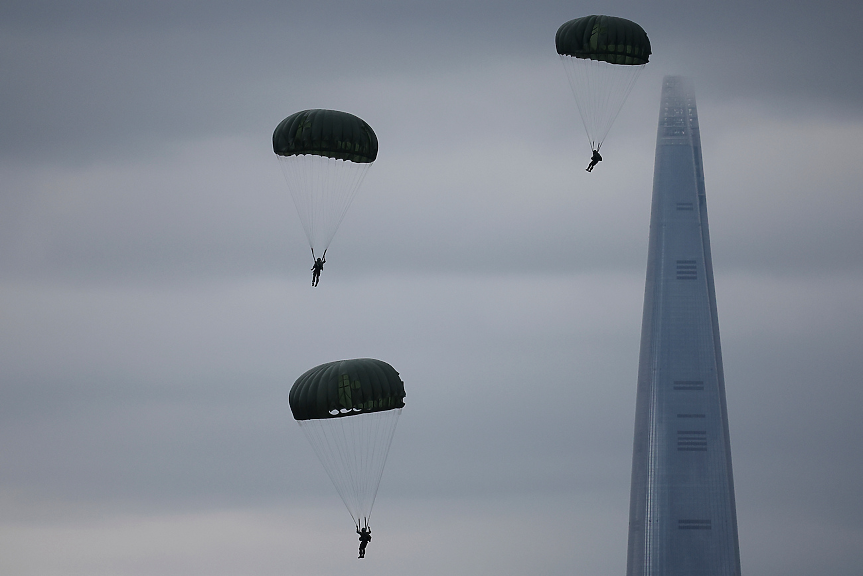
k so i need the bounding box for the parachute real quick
[273,109,378,257]
[290,358,405,528]
[556,15,651,152]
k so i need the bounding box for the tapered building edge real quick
[625,76,741,576]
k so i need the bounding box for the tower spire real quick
[626,76,742,576]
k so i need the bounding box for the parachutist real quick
[557,16,650,157]
[586,149,602,172]
[290,359,405,542]
[357,523,371,558]
[274,110,377,261]
[311,252,326,287]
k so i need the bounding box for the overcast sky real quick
[2,1,862,575]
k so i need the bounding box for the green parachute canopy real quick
[290,358,405,528]
[290,358,405,421]
[273,109,378,163]
[555,15,651,65]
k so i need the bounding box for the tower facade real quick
[625,76,741,576]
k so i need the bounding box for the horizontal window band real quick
[673,380,704,389]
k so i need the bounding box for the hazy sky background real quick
[2,1,862,574]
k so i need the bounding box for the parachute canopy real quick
[555,15,651,65]
[290,358,405,528]
[556,16,651,152]
[273,109,378,163]
[290,358,406,420]
[273,110,378,255]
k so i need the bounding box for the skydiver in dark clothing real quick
[586,149,602,172]
[357,523,371,558]
[311,250,326,287]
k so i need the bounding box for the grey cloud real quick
[2,1,863,574]
[2,0,860,164]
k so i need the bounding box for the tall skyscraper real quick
[625,76,742,576]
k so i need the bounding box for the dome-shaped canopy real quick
[290,358,405,421]
[273,109,378,163]
[556,15,651,65]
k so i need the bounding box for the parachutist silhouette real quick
[557,16,650,156]
[290,359,405,551]
[357,523,371,558]
[586,149,602,172]
[311,250,326,287]
[274,110,377,265]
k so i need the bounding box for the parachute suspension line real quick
[279,154,313,252]
[560,56,645,151]
[348,409,399,525]
[337,409,398,524]
[300,417,361,525]
[322,156,372,253]
[298,408,401,525]
[362,409,402,524]
[278,155,372,255]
